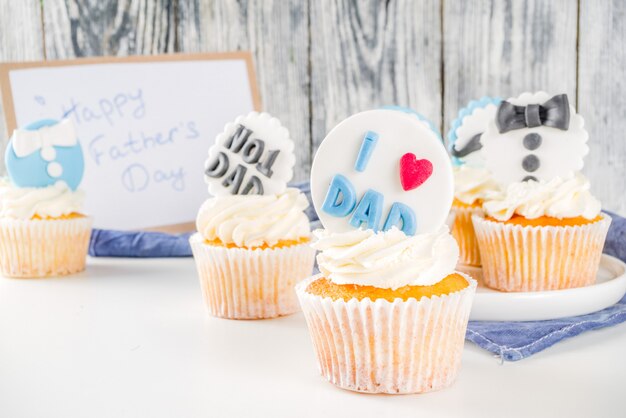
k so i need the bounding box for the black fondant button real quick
[522,154,540,172]
[523,133,542,150]
[523,175,538,182]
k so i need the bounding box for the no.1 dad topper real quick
[204,112,295,196]
[310,109,453,236]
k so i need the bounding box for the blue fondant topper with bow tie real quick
[447,96,502,167]
[5,119,85,190]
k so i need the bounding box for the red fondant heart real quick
[399,153,433,191]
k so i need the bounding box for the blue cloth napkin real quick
[466,210,626,361]
[89,184,626,361]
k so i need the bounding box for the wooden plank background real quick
[0,0,624,213]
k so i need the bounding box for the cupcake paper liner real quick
[296,273,477,394]
[0,217,93,278]
[472,213,611,292]
[190,234,316,319]
[451,203,484,267]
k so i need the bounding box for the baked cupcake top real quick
[483,173,601,221]
[1,118,86,220]
[313,226,458,290]
[0,179,84,220]
[310,108,459,289]
[453,165,500,205]
[196,187,310,247]
[199,111,310,247]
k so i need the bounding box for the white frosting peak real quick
[0,179,85,219]
[453,166,500,205]
[313,226,459,290]
[196,188,311,247]
[483,173,601,221]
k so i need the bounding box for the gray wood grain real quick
[43,0,175,58]
[578,0,626,214]
[309,0,442,152]
[443,0,578,138]
[1,0,625,212]
[177,0,312,182]
[0,0,44,171]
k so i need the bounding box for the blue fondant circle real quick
[5,119,85,190]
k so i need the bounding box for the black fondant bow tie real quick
[496,94,570,133]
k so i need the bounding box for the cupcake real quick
[189,112,316,319]
[473,92,610,291]
[303,109,477,394]
[0,119,92,278]
[451,166,499,266]
[447,97,502,266]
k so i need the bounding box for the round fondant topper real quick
[447,96,502,167]
[205,112,295,196]
[5,119,85,190]
[310,109,454,236]
[480,92,588,185]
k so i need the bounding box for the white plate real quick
[461,254,626,321]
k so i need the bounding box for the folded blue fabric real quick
[466,210,626,361]
[89,184,626,361]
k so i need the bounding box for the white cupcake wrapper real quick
[0,217,93,278]
[472,213,611,291]
[190,234,316,319]
[296,273,477,394]
[451,204,484,267]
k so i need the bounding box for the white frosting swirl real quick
[196,188,311,247]
[313,226,459,290]
[0,179,85,219]
[453,166,500,205]
[483,174,601,221]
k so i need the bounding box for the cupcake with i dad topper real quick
[447,97,503,267]
[473,92,610,292]
[299,109,477,394]
[0,119,92,277]
[189,112,316,319]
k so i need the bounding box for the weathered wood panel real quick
[1,0,625,212]
[579,0,626,214]
[177,0,312,182]
[42,0,175,58]
[443,0,578,138]
[0,0,44,167]
[309,0,442,152]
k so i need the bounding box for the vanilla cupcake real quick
[474,92,610,291]
[451,166,499,266]
[0,119,92,278]
[190,112,316,319]
[474,174,609,291]
[304,109,476,394]
[447,97,502,266]
[297,227,476,394]
[190,188,315,319]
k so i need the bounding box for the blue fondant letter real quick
[383,202,416,235]
[354,131,379,172]
[349,189,383,231]
[322,174,357,217]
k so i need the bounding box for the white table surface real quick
[0,257,624,418]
